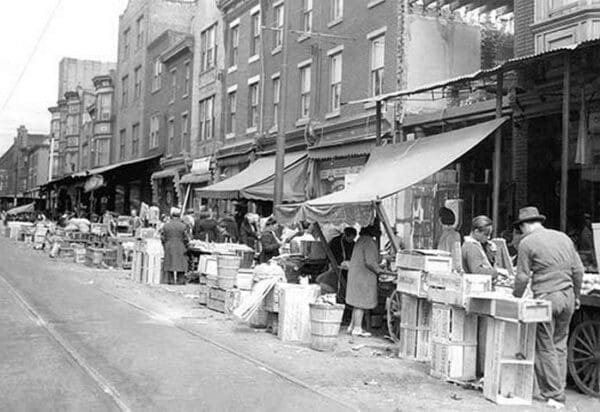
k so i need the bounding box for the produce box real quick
[207,286,226,313]
[467,292,552,323]
[431,303,478,343]
[428,272,492,307]
[396,250,452,273]
[399,294,432,362]
[396,269,428,298]
[430,339,477,381]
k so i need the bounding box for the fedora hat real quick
[513,206,546,227]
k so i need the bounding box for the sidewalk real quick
[18,241,600,412]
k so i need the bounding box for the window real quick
[136,15,144,49]
[134,66,142,99]
[299,64,311,118]
[98,93,112,120]
[167,118,175,155]
[123,28,130,58]
[132,123,140,157]
[303,0,313,33]
[119,129,126,160]
[152,59,162,91]
[170,69,177,102]
[199,96,215,141]
[370,35,385,96]
[272,76,281,129]
[273,3,283,49]
[66,115,79,135]
[329,53,342,112]
[227,91,236,135]
[250,10,261,58]
[331,0,343,21]
[150,115,159,149]
[182,113,189,152]
[229,24,239,68]
[200,24,217,71]
[248,81,259,128]
[96,139,110,167]
[183,61,190,97]
[121,75,129,107]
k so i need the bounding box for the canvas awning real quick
[180,172,211,185]
[277,118,507,226]
[151,166,184,180]
[196,152,307,201]
[7,202,35,215]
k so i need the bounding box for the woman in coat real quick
[160,208,190,284]
[346,225,383,337]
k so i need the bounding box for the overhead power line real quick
[0,0,63,116]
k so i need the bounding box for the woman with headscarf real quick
[346,225,383,337]
[160,207,190,284]
[240,212,260,250]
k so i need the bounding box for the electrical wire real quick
[0,0,64,116]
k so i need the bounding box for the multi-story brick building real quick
[0,144,16,209]
[14,126,50,200]
[90,74,117,168]
[58,57,115,101]
[145,30,194,212]
[216,0,487,198]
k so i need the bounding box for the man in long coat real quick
[161,208,189,284]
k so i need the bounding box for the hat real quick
[170,207,181,217]
[513,207,546,227]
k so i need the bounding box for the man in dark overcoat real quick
[161,207,189,284]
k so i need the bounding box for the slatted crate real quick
[396,269,428,298]
[396,251,452,272]
[398,294,432,362]
[429,303,478,381]
[467,292,552,323]
[428,272,492,308]
[483,319,536,405]
[207,286,226,313]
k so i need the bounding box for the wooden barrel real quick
[309,303,345,352]
[217,254,241,290]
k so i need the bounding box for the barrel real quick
[309,303,345,352]
[236,269,254,290]
[217,254,241,290]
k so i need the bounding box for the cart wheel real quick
[568,320,600,397]
[387,290,402,343]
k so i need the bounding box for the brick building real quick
[58,58,115,101]
[145,30,194,212]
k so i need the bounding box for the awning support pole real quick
[376,202,399,255]
[492,73,503,237]
[561,56,571,232]
[376,100,382,146]
[182,184,191,212]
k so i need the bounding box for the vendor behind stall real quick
[462,215,507,278]
[346,225,382,337]
[317,227,356,295]
[512,207,583,408]
[193,210,219,242]
[259,217,281,263]
[240,213,259,250]
[219,212,239,243]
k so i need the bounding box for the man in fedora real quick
[513,206,583,408]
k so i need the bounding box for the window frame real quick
[229,22,240,69]
[273,2,284,50]
[123,28,130,58]
[149,114,160,149]
[331,0,343,22]
[170,68,177,103]
[200,24,217,72]
[250,9,261,60]
[248,80,260,130]
[329,52,342,113]
[183,61,190,98]
[272,74,281,131]
[121,75,129,107]
[226,88,237,137]
[167,117,175,155]
[199,96,215,141]
[369,34,385,97]
[302,0,313,33]
[131,123,140,157]
[119,129,126,160]
[298,62,312,119]
[134,65,142,100]
[181,112,189,153]
[152,59,162,92]
[136,15,144,49]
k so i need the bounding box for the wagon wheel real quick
[387,290,402,343]
[568,320,600,397]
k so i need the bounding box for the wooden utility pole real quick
[560,56,571,232]
[273,0,289,206]
[492,73,503,237]
[375,100,382,145]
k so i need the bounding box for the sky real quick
[0,0,128,156]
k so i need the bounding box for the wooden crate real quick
[225,289,251,316]
[207,286,226,313]
[396,251,452,273]
[431,303,478,343]
[467,293,552,323]
[277,284,321,343]
[396,269,428,298]
[198,284,208,305]
[483,319,536,405]
[428,273,492,308]
[430,339,477,381]
[398,294,432,361]
[85,247,105,267]
[264,283,282,313]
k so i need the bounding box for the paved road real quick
[0,238,350,412]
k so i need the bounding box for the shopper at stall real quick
[346,225,383,337]
[462,215,506,278]
[240,212,260,249]
[512,207,583,408]
[259,217,282,263]
[219,212,239,243]
[193,210,219,242]
[160,207,190,285]
[130,209,142,233]
[437,207,461,253]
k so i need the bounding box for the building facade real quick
[58,57,115,101]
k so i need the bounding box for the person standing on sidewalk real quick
[161,207,190,285]
[513,207,584,409]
